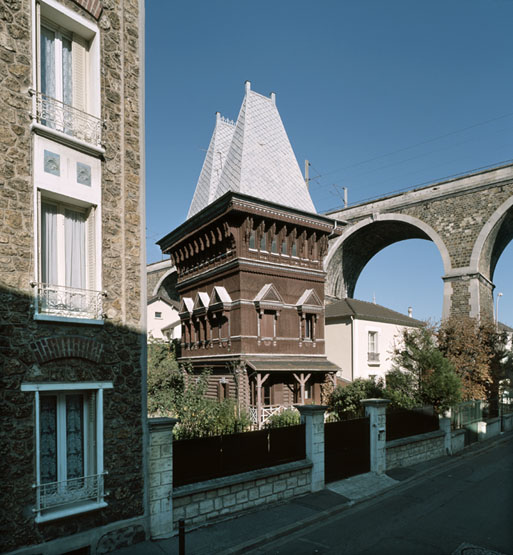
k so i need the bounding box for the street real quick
[249,436,513,555]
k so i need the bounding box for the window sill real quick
[35,500,107,523]
[31,122,105,157]
[34,313,104,326]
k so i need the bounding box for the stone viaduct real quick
[325,163,513,321]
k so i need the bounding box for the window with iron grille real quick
[21,382,112,523]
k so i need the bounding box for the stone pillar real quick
[361,399,390,475]
[296,405,327,492]
[148,417,179,539]
[439,413,452,455]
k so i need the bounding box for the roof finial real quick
[270,91,276,105]
[245,80,251,93]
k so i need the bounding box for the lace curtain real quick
[40,396,57,485]
[41,203,58,285]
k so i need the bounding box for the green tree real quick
[390,326,461,413]
[147,340,251,438]
[147,339,183,415]
[328,378,384,420]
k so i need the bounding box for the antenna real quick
[343,187,348,208]
[305,160,310,190]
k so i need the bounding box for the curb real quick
[224,431,513,554]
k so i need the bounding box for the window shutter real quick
[72,34,87,112]
[86,391,97,475]
[37,189,42,283]
[35,2,41,93]
[87,206,96,290]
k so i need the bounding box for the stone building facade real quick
[0,0,147,553]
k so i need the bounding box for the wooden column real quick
[256,373,269,429]
[293,372,311,404]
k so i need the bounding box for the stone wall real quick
[0,0,146,552]
[326,165,513,320]
[502,413,513,432]
[386,430,446,469]
[172,460,312,529]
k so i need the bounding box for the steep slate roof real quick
[325,298,425,328]
[187,82,315,218]
[187,113,236,218]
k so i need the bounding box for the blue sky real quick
[145,0,513,325]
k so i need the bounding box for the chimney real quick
[408,307,413,318]
[245,80,251,93]
[270,91,276,105]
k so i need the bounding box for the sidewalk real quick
[113,432,512,555]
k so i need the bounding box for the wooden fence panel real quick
[173,424,306,487]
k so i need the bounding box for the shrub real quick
[328,378,384,420]
[265,408,301,428]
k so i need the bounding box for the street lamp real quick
[496,292,503,329]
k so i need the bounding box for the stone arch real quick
[31,336,103,364]
[325,213,451,300]
[152,266,179,301]
[470,196,513,282]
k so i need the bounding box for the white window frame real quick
[31,0,103,154]
[34,191,103,324]
[367,330,380,364]
[21,382,112,523]
[33,0,100,117]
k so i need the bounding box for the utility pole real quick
[305,160,310,190]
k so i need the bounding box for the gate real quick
[324,416,370,483]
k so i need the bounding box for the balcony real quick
[32,91,102,148]
[367,351,380,363]
[33,472,106,522]
[33,282,106,321]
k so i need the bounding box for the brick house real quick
[158,82,341,428]
[0,0,147,553]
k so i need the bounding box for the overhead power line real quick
[309,110,513,184]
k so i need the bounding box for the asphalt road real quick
[249,436,513,555]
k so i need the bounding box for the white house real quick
[147,295,180,341]
[325,298,424,383]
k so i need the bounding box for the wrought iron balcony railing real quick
[367,351,380,363]
[32,91,102,147]
[33,472,106,515]
[33,282,106,320]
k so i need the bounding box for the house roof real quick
[187,113,236,219]
[246,358,339,373]
[187,81,315,218]
[147,296,179,310]
[498,321,513,333]
[325,298,425,327]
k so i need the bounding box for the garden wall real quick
[172,460,312,528]
[386,430,446,469]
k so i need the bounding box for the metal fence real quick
[173,424,306,487]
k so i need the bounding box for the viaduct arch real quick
[325,163,513,320]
